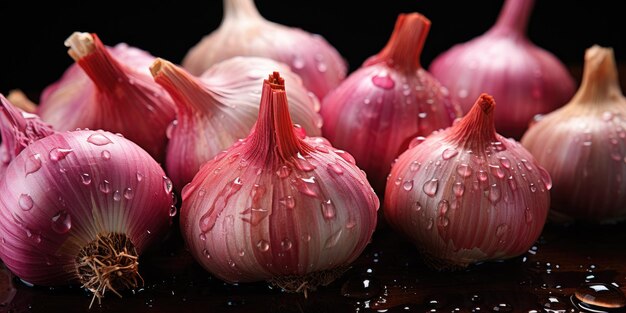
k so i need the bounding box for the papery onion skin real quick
[321,13,460,194]
[0,130,173,296]
[0,94,55,178]
[37,32,176,163]
[180,72,378,288]
[151,57,322,191]
[384,94,550,268]
[521,45,626,223]
[181,0,347,100]
[429,0,575,140]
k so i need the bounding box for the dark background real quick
[0,1,624,99]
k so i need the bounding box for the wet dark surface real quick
[1,220,625,313]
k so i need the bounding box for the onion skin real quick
[321,13,460,195]
[37,32,176,163]
[521,45,626,223]
[181,0,347,100]
[0,94,55,178]
[151,57,322,191]
[180,73,378,288]
[384,94,550,268]
[429,0,575,140]
[0,130,173,291]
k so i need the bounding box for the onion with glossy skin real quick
[321,13,460,194]
[181,0,347,100]
[37,32,176,163]
[385,94,550,269]
[0,129,174,305]
[0,94,55,178]
[429,0,576,140]
[521,45,626,223]
[151,57,322,191]
[180,72,378,293]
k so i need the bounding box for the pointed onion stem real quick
[223,0,263,21]
[447,93,497,148]
[491,0,535,35]
[571,45,622,104]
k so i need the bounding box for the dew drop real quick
[492,303,513,312]
[281,238,293,251]
[99,180,111,194]
[51,211,71,234]
[603,111,614,121]
[202,249,210,258]
[240,207,270,226]
[295,154,316,171]
[574,282,626,309]
[538,167,552,190]
[292,57,305,69]
[87,133,113,146]
[123,187,134,200]
[321,200,336,219]
[327,162,344,175]
[453,182,465,197]
[163,176,173,194]
[524,208,533,223]
[408,136,427,149]
[413,202,422,212]
[25,153,42,175]
[410,161,421,171]
[403,180,414,191]
[238,250,245,257]
[418,112,428,119]
[136,172,144,182]
[81,173,92,185]
[520,159,533,171]
[169,205,177,217]
[166,120,178,139]
[341,275,382,300]
[496,224,509,237]
[499,157,511,169]
[199,233,206,241]
[335,150,356,164]
[488,184,501,203]
[442,148,458,160]
[256,239,270,252]
[18,194,34,211]
[529,183,537,193]
[438,216,450,228]
[297,176,320,197]
[317,62,327,73]
[276,165,292,178]
[508,176,517,191]
[101,150,111,160]
[489,165,505,179]
[113,190,122,201]
[457,164,473,177]
[371,72,395,90]
[423,179,439,197]
[438,200,450,215]
[315,145,329,153]
[49,148,73,161]
[346,218,357,229]
[426,218,434,230]
[477,170,488,182]
[458,89,469,99]
[279,196,296,209]
[324,229,342,248]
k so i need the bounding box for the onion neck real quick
[247,72,312,161]
[150,58,220,117]
[363,13,430,71]
[0,95,55,159]
[447,94,498,149]
[489,0,534,37]
[65,32,131,94]
[570,45,624,106]
[223,0,263,22]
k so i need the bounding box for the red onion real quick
[180,72,378,293]
[37,32,176,163]
[429,0,576,139]
[1,94,55,178]
[521,45,626,223]
[320,13,460,194]
[0,129,174,305]
[151,57,322,191]
[181,0,347,100]
[384,94,550,268]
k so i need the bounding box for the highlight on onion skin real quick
[37,32,176,163]
[384,94,550,269]
[151,56,322,192]
[180,72,378,295]
[320,12,461,195]
[429,0,576,140]
[0,130,174,306]
[521,45,626,223]
[182,0,347,100]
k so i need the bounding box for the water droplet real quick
[327,162,344,175]
[295,153,316,171]
[499,157,511,169]
[438,216,450,227]
[101,150,111,160]
[81,173,92,185]
[276,165,292,178]
[25,153,42,175]
[113,190,122,201]
[520,159,533,171]
[297,176,320,197]
[496,224,509,237]
[524,208,533,223]
[315,145,329,153]
[346,218,357,229]
[442,148,458,160]
[457,164,473,177]
[438,200,450,215]
[413,202,422,212]
[281,238,293,251]
[87,133,113,146]
[458,89,469,99]
[489,165,505,179]
[49,148,73,161]
[410,161,421,171]
[166,120,178,139]
[202,249,210,258]
[603,111,614,121]
[324,229,342,248]
[317,62,327,73]
[292,57,305,69]
[453,182,465,197]
[408,136,427,149]
[492,303,513,312]
[256,239,270,252]
[341,275,382,300]
[238,250,245,257]
[123,187,134,200]
[280,196,296,209]
[488,184,501,203]
[335,150,356,164]
[575,283,626,309]
[507,176,517,191]
[321,200,336,219]
[99,180,111,194]
[199,233,206,241]
[168,205,177,217]
[372,71,395,89]
[240,208,270,226]
[403,180,414,191]
[478,170,488,182]
[426,218,434,230]
[538,167,552,190]
[423,179,439,197]
[18,194,34,211]
[51,211,71,234]
[136,172,144,182]
[529,183,537,193]
[163,176,173,194]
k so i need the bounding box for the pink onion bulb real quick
[320,13,461,194]
[151,57,322,191]
[37,32,176,163]
[429,0,576,140]
[521,45,626,223]
[385,94,551,269]
[181,0,347,100]
[0,129,174,304]
[180,72,378,293]
[0,94,55,178]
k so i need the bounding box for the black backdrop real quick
[1,0,624,99]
